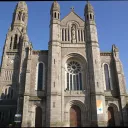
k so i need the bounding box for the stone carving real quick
[71,25,76,40]
[71,24,76,43]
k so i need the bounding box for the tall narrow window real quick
[83,30,85,41]
[22,13,25,21]
[78,30,80,41]
[68,28,70,41]
[37,63,44,90]
[54,12,56,18]
[81,30,83,42]
[90,14,92,19]
[10,37,12,49]
[62,29,64,41]
[67,61,82,91]
[65,29,67,41]
[17,11,21,20]
[13,34,17,49]
[58,13,59,19]
[104,64,110,90]
[67,73,69,90]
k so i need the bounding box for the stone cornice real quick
[105,96,119,101]
[100,52,112,56]
[32,50,48,55]
[29,96,43,101]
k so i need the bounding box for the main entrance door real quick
[70,105,81,127]
[35,107,42,127]
[107,107,115,126]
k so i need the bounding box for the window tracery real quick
[66,61,82,90]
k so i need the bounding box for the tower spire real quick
[11,1,28,31]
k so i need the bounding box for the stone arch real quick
[35,106,42,127]
[1,85,13,99]
[66,20,80,28]
[62,53,87,91]
[30,104,43,127]
[65,100,86,127]
[101,62,113,90]
[35,61,45,90]
[107,103,120,126]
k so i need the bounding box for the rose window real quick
[67,61,81,74]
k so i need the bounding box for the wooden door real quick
[70,105,81,127]
[35,107,42,127]
[108,107,115,126]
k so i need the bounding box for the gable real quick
[61,11,84,27]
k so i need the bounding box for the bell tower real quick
[84,2,106,126]
[46,1,62,127]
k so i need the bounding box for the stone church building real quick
[0,1,128,127]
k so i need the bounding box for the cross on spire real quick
[70,7,74,11]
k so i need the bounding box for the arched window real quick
[13,34,17,49]
[22,13,25,21]
[54,12,56,18]
[83,30,85,41]
[65,29,67,41]
[10,37,12,49]
[90,14,92,19]
[36,63,45,90]
[58,13,59,19]
[62,29,64,41]
[104,64,111,90]
[17,11,21,20]
[66,61,82,91]
[68,28,70,41]
[93,15,94,20]
[81,30,83,42]
[78,30,80,41]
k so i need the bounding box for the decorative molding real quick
[105,96,119,101]
[32,50,48,55]
[100,52,112,56]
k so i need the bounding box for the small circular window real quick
[67,61,81,74]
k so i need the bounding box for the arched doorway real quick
[107,107,115,126]
[70,105,81,127]
[35,107,42,127]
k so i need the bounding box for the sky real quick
[0,1,128,90]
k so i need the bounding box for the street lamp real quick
[14,114,22,127]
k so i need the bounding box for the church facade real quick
[0,1,128,127]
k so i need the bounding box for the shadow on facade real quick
[34,51,48,127]
[0,38,29,127]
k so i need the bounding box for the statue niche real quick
[71,24,76,43]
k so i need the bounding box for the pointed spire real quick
[15,1,28,11]
[84,1,94,13]
[11,1,28,31]
[50,1,60,13]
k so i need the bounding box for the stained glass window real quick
[104,64,110,90]
[67,61,82,90]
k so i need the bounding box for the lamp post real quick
[14,114,22,127]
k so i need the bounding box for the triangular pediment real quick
[61,11,84,27]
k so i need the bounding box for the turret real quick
[11,1,28,31]
[49,1,60,42]
[50,1,60,21]
[84,2,106,126]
